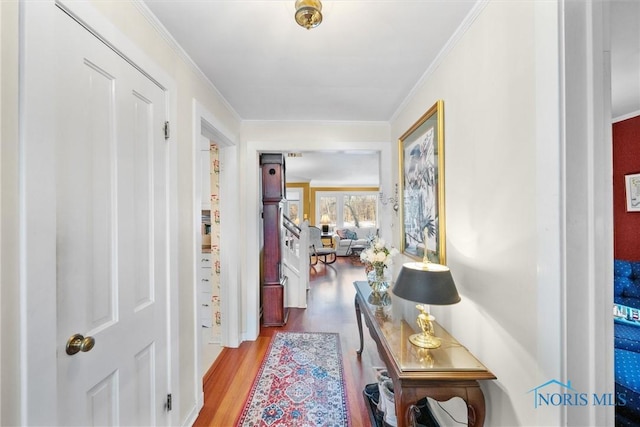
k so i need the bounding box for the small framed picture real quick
[625,173,640,212]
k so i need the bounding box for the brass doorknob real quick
[66,333,95,355]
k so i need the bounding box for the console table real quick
[354,281,496,427]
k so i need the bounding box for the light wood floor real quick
[193,257,383,426]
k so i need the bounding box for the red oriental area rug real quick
[237,332,349,426]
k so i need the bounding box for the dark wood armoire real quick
[260,153,288,326]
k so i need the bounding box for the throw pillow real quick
[336,229,347,238]
[345,230,358,240]
[617,277,634,297]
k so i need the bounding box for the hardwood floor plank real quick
[193,257,383,426]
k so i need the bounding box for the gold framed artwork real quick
[399,100,446,264]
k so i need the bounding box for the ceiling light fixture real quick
[295,0,323,30]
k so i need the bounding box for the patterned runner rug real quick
[237,332,349,426]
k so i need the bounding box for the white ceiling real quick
[142,0,481,186]
[143,0,639,185]
[142,0,480,122]
[286,150,380,186]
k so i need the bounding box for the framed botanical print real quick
[399,100,446,264]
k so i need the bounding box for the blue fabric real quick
[613,260,640,426]
[632,262,640,280]
[615,260,640,309]
[616,260,634,279]
[616,322,640,353]
[616,348,640,423]
[615,260,640,423]
[344,230,358,240]
[624,281,640,299]
[617,277,635,298]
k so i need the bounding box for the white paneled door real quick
[53,7,170,426]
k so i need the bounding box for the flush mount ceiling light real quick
[295,0,323,30]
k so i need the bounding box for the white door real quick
[54,8,170,426]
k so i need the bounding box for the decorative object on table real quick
[625,173,640,212]
[367,290,391,308]
[410,346,435,368]
[399,99,446,264]
[392,261,460,349]
[294,0,323,30]
[237,331,348,426]
[368,291,391,321]
[360,236,399,294]
[319,213,331,233]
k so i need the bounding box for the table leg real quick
[355,295,364,355]
[466,384,486,427]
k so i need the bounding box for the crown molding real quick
[613,110,640,123]
[390,0,490,123]
[132,0,242,123]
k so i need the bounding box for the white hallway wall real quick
[390,1,612,426]
[391,2,545,421]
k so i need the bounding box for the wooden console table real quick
[354,281,496,427]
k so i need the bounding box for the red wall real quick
[614,115,640,261]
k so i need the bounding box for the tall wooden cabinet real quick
[260,153,288,326]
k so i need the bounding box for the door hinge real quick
[165,393,172,412]
[164,121,170,140]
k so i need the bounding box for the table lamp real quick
[320,214,330,233]
[392,262,460,349]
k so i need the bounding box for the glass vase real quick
[367,265,390,295]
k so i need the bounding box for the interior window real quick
[316,191,378,229]
[318,195,337,227]
[343,194,377,227]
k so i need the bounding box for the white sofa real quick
[332,227,378,256]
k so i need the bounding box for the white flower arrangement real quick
[360,236,399,276]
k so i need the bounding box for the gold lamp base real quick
[409,304,442,348]
[408,332,442,349]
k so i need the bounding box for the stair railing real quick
[281,215,309,308]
